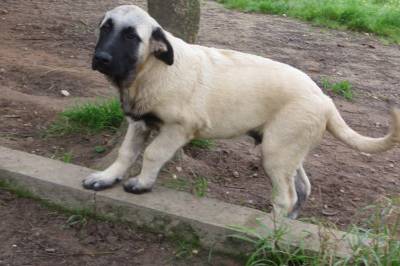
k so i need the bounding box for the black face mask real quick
[92,18,141,87]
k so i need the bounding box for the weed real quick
[342,197,400,265]
[64,214,88,228]
[193,176,208,197]
[162,177,191,191]
[189,139,215,149]
[48,98,124,136]
[218,0,400,44]
[94,146,106,154]
[228,221,314,265]
[321,78,354,100]
[62,152,73,163]
[161,172,209,198]
[228,198,400,265]
[174,239,199,258]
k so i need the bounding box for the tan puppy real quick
[83,5,400,219]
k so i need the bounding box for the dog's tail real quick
[327,104,400,153]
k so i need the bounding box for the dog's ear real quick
[150,27,174,65]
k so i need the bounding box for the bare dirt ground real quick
[0,0,399,256]
[0,188,239,266]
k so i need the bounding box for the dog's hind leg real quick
[291,165,311,219]
[261,106,322,219]
[83,118,150,191]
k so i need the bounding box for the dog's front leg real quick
[83,118,150,191]
[123,124,189,194]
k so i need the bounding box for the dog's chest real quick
[119,87,162,128]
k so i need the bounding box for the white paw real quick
[82,172,122,191]
[123,177,153,194]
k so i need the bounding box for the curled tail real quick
[327,104,400,153]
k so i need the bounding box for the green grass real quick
[61,152,73,163]
[189,139,215,149]
[193,176,208,197]
[162,175,208,198]
[94,146,107,154]
[162,177,191,191]
[345,197,400,265]
[218,0,400,44]
[321,78,354,100]
[229,197,400,265]
[48,98,124,136]
[174,239,200,259]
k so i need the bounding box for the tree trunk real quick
[147,0,200,43]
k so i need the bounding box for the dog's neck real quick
[115,34,185,121]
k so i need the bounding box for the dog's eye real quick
[101,20,113,33]
[101,24,112,33]
[125,32,138,40]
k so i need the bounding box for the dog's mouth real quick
[91,53,137,89]
[104,70,136,90]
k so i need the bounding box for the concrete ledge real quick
[0,146,356,258]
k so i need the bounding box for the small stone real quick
[45,248,56,253]
[313,154,320,158]
[192,249,198,255]
[176,166,182,172]
[232,171,239,178]
[60,90,70,97]
[12,244,17,248]
[248,200,254,204]
[251,173,258,178]
[323,204,328,209]
[340,189,345,193]
[172,174,177,179]
[389,163,394,168]
[360,152,371,157]
[225,191,230,195]
[0,68,5,73]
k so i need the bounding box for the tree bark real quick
[147,0,200,43]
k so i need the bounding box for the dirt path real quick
[0,0,399,231]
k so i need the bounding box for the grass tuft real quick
[189,139,215,149]
[218,0,400,44]
[321,78,354,100]
[48,98,124,136]
[62,152,73,163]
[346,197,400,265]
[193,176,208,197]
[229,198,400,265]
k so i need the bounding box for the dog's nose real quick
[94,51,112,65]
